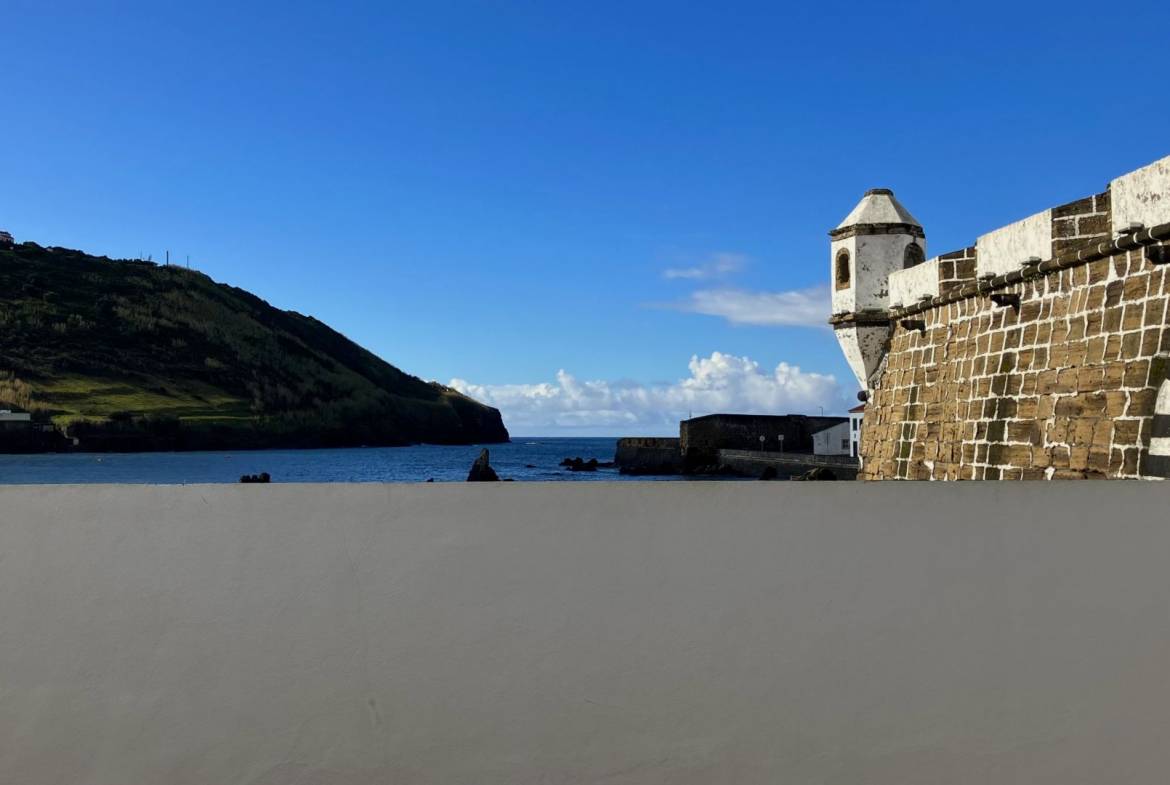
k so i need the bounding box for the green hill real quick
[0,241,508,451]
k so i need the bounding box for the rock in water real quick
[467,449,500,482]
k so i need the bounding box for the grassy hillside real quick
[0,242,508,451]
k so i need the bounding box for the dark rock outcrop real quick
[467,449,500,482]
[561,457,615,472]
[240,472,271,483]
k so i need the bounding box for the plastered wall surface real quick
[888,257,940,306]
[3,482,1170,784]
[831,234,921,313]
[1112,156,1170,234]
[976,209,1053,277]
[834,322,892,388]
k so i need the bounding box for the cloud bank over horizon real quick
[449,351,845,436]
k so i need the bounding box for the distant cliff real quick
[0,242,508,451]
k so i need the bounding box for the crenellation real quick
[1111,156,1170,235]
[888,256,940,307]
[1051,191,1112,257]
[977,209,1053,278]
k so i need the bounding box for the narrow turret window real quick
[835,250,851,289]
[904,242,924,269]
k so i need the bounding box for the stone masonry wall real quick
[937,247,977,297]
[614,437,682,475]
[1052,191,1112,256]
[862,240,1170,479]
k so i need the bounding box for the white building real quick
[0,230,13,247]
[0,410,31,422]
[812,421,852,456]
[848,404,864,458]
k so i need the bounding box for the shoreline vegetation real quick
[0,241,509,453]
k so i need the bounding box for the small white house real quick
[0,231,13,247]
[849,404,865,458]
[812,421,852,456]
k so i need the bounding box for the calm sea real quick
[0,437,692,484]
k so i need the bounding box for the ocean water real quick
[0,437,690,484]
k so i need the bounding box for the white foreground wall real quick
[3,482,1170,784]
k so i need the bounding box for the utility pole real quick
[166,250,170,266]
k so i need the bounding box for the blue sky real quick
[3,1,1169,434]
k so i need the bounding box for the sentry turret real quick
[829,189,926,389]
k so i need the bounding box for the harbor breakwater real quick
[3,482,1170,783]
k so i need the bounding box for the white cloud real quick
[662,252,746,280]
[669,285,830,327]
[449,351,844,435]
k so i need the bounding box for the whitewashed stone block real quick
[976,210,1052,277]
[888,257,940,307]
[1111,155,1170,235]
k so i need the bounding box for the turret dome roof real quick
[835,188,921,229]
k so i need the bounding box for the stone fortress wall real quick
[832,155,1170,480]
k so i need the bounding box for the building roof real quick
[682,413,845,424]
[849,404,866,413]
[835,188,921,229]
